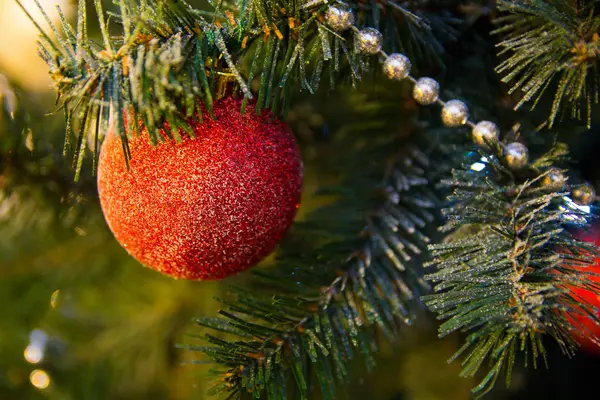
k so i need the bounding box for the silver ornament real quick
[356,28,383,55]
[325,4,354,32]
[504,142,529,169]
[472,121,499,148]
[412,77,439,105]
[383,53,411,81]
[441,100,469,127]
[572,183,596,205]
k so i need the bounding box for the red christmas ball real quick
[566,226,600,355]
[97,97,302,280]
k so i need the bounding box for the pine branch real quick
[0,75,95,231]
[423,146,600,397]
[21,0,459,178]
[494,0,600,128]
[180,122,461,399]
[16,0,243,179]
[345,0,460,68]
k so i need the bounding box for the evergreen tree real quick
[2,0,600,399]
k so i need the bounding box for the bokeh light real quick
[0,0,74,90]
[50,289,60,309]
[24,344,43,364]
[24,329,48,364]
[29,369,50,390]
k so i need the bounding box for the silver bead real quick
[472,121,499,148]
[325,4,354,32]
[504,142,528,169]
[356,28,383,55]
[412,77,439,105]
[383,53,411,81]
[541,168,566,187]
[441,100,469,127]
[572,183,596,206]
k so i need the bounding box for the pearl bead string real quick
[324,5,511,156]
[323,2,596,205]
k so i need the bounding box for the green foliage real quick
[0,74,219,400]
[423,147,600,397]
[17,0,600,398]
[495,0,600,128]
[21,0,458,179]
[0,76,91,233]
[181,101,462,398]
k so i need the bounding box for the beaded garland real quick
[324,2,596,204]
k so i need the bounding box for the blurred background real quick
[2,1,600,399]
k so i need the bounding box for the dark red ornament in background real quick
[97,97,303,280]
[568,224,600,355]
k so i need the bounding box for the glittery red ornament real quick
[97,97,302,280]
[567,226,600,355]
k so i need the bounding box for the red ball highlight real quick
[97,97,302,280]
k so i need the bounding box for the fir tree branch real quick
[181,122,461,399]
[22,0,458,177]
[494,0,600,128]
[423,147,600,397]
[0,75,94,231]
[344,0,460,68]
